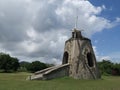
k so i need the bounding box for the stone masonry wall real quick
[63,37,101,79]
[43,64,69,80]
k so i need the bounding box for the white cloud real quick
[115,17,120,22]
[102,5,106,10]
[99,56,111,61]
[0,0,119,64]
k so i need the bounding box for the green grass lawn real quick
[0,73,120,90]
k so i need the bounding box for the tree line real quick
[0,52,120,76]
[98,60,120,76]
[0,53,53,73]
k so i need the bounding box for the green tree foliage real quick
[19,61,51,72]
[0,53,19,72]
[20,61,30,68]
[19,61,31,72]
[98,60,120,76]
[27,61,48,73]
[0,52,51,73]
[111,63,120,75]
[98,60,113,75]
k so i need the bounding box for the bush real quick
[98,60,120,76]
[0,53,19,72]
[27,61,48,73]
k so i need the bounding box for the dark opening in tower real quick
[62,52,69,64]
[87,52,94,67]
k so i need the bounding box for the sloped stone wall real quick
[43,64,69,80]
[29,64,70,80]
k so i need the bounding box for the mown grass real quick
[0,72,120,90]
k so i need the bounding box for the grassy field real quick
[0,73,120,90]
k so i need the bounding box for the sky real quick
[0,0,120,64]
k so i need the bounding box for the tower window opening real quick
[62,52,69,64]
[72,32,76,38]
[87,52,94,67]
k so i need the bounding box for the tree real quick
[0,53,19,72]
[19,61,31,72]
[98,60,113,75]
[10,57,20,71]
[19,61,54,72]
[111,63,120,75]
[28,61,48,72]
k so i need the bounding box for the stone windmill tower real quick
[28,28,101,80]
[28,14,101,80]
[62,28,101,79]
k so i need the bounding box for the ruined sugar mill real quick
[28,28,101,80]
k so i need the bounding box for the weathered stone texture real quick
[62,29,101,79]
[43,64,69,80]
[29,64,69,80]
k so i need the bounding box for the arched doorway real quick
[62,52,69,64]
[87,52,94,67]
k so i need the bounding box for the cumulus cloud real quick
[0,0,119,64]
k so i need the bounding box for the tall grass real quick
[0,73,120,90]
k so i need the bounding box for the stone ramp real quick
[28,63,70,80]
